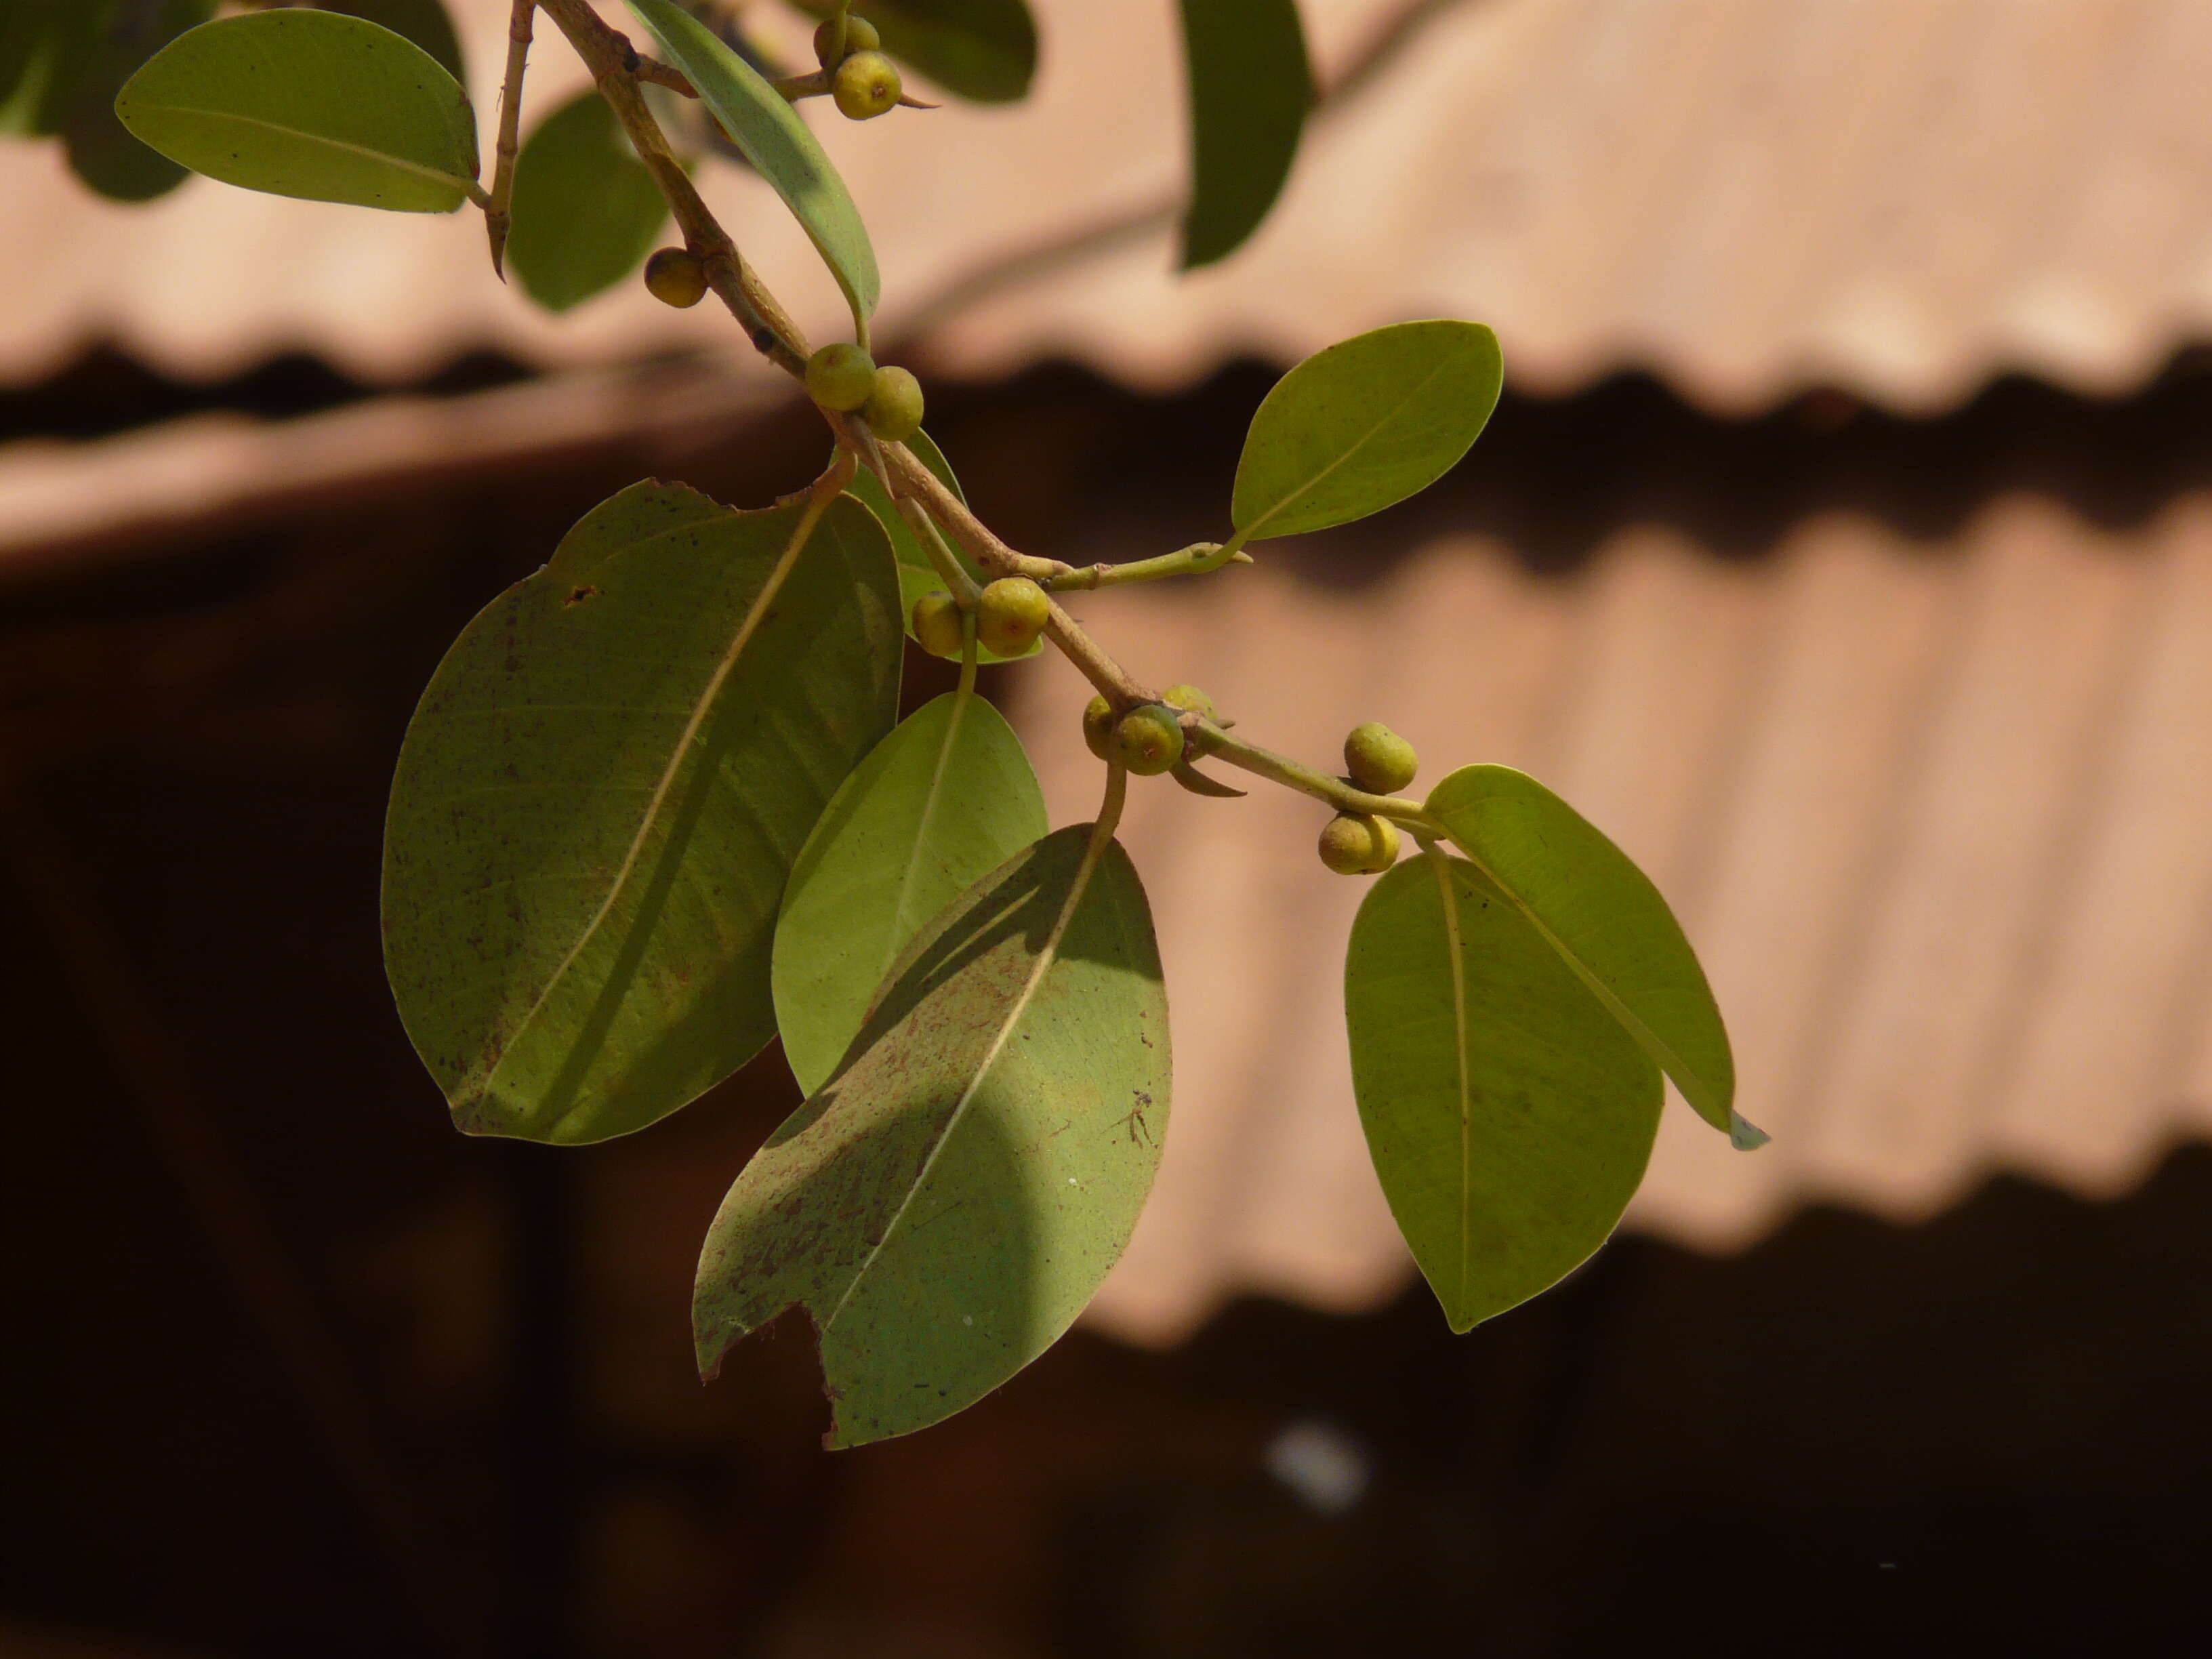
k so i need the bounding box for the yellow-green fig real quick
[1317,812,1400,874]
[642,247,707,308]
[833,49,902,120]
[805,342,878,413]
[1082,695,1117,761]
[911,590,966,659]
[861,365,926,442]
[976,577,1050,656]
[1114,704,1184,775]
[1343,721,1418,794]
[813,14,880,67]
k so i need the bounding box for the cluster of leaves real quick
[52,1,1759,1446]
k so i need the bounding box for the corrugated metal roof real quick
[3,374,2207,1342]
[1013,497,2212,1344]
[8,0,2212,408]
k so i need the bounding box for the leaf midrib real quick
[1429,851,1475,1317]
[464,507,820,1109]
[822,831,1115,1332]
[125,101,475,194]
[880,692,972,991]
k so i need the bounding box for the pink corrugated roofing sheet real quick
[1018,498,2212,1344]
[9,0,2212,408]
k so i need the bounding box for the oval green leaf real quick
[794,0,1038,104]
[697,823,1168,1446]
[629,0,880,331]
[1425,764,1761,1147]
[507,89,669,314]
[49,1,211,203]
[383,483,903,1145]
[114,9,478,212]
[1178,0,1311,270]
[318,0,466,85]
[773,689,1048,1094]
[1229,320,1503,542]
[1347,852,1662,1332]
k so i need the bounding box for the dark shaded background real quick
[5,347,2212,1656]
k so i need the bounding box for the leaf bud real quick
[862,365,926,442]
[805,342,878,413]
[642,246,707,308]
[813,14,882,68]
[1082,695,1117,761]
[976,577,1049,656]
[1114,704,1185,776]
[911,590,966,660]
[832,49,902,120]
[1343,720,1419,794]
[1317,813,1401,875]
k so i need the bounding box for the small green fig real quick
[976,577,1049,655]
[1317,813,1400,875]
[833,49,902,120]
[642,247,707,308]
[1114,704,1185,775]
[1082,695,1117,761]
[813,14,881,67]
[862,365,926,441]
[911,590,966,659]
[805,342,878,413]
[1343,721,1419,794]
[1161,683,1217,721]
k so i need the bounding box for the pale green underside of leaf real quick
[697,825,1168,1448]
[628,0,880,329]
[382,482,901,1145]
[1425,764,1755,1144]
[115,10,478,212]
[508,89,668,314]
[1178,0,1311,270]
[1346,854,1661,1332]
[773,689,1047,1095]
[1231,320,1503,541]
[794,0,1038,104]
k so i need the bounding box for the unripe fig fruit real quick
[1161,683,1217,722]
[1343,721,1419,794]
[976,577,1050,655]
[643,246,707,308]
[833,49,902,120]
[861,365,926,441]
[911,590,965,659]
[1115,705,1185,775]
[1317,812,1400,875]
[1083,695,1117,761]
[805,342,878,413]
[813,14,881,67]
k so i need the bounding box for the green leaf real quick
[317,0,466,85]
[507,90,670,314]
[1231,320,1503,543]
[697,823,1168,1446]
[629,0,880,331]
[1346,853,1662,1332]
[845,433,1039,663]
[773,689,1048,1094]
[0,1,211,200]
[1425,764,1759,1146]
[114,10,478,213]
[1177,0,1311,269]
[791,1,1038,104]
[383,483,903,1145]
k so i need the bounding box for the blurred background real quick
[7,0,2212,1654]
